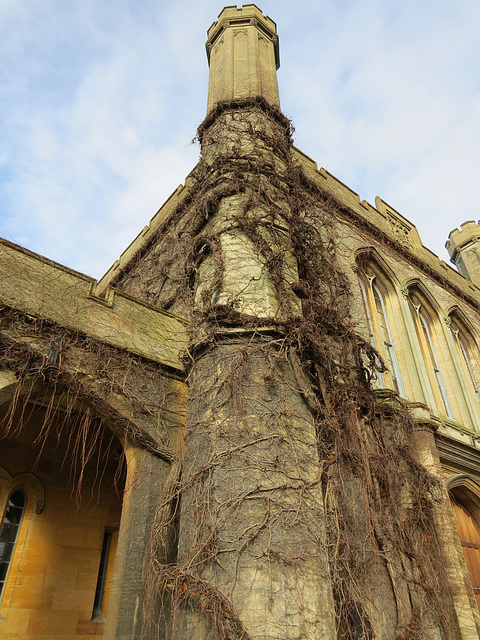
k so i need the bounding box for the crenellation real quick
[206,4,280,111]
[446,219,480,286]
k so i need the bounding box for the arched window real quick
[409,292,454,419]
[0,490,26,600]
[450,317,480,407]
[358,265,405,396]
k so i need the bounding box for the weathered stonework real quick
[2,4,480,640]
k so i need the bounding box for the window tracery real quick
[358,264,405,396]
[449,316,480,408]
[408,291,454,419]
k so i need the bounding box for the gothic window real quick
[409,292,454,419]
[0,490,26,601]
[358,265,405,396]
[450,317,480,407]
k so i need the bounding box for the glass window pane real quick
[0,524,18,544]
[418,308,454,418]
[5,506,23,525]
[452,321,480,405]
[371,280,405,396]
[0,562,9,581]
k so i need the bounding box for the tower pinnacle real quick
[205,4,280,113]
[446,220,480,287]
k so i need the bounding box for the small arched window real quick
[0,490,26,600]
[409,292,454,418]
[358,265,405,396]
[450,317,480,407]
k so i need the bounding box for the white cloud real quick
[1,0,479,278]
[278,0,480,261]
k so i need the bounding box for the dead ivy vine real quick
[0,96,458,640]
[128,98,456,640]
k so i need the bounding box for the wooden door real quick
[451,496,480,610]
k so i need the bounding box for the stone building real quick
[2,4,480,639]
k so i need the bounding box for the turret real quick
[446,221,480,287]
[205,4,280,112]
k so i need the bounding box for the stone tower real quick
[116,5,338,638]
[447,221,480,288]
[108,5,470,639]
[206,4,280,111]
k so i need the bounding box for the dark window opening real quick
[0,490,26,600]
[92,531,112,620]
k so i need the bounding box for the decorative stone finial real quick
[205,4,280,113]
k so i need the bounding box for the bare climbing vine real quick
[0,308,182,504]
[0,96,458,640]
[128,98,455,639]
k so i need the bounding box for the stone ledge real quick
[0,238,188,371]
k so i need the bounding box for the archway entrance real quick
[450,495,480,610]
[0,396,125,639]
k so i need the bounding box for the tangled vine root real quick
[151,567,250,640]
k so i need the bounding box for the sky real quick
[1,0,480,279]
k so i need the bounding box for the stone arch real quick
[446,305,480,342]
[447,474,480,523]
[0,381,128,636]
[447,474,480,612]
[0,332,174,463]
[0,328,178,639]
[0,357,131,514]
[354,246,403,288]
[404,278,443,316]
